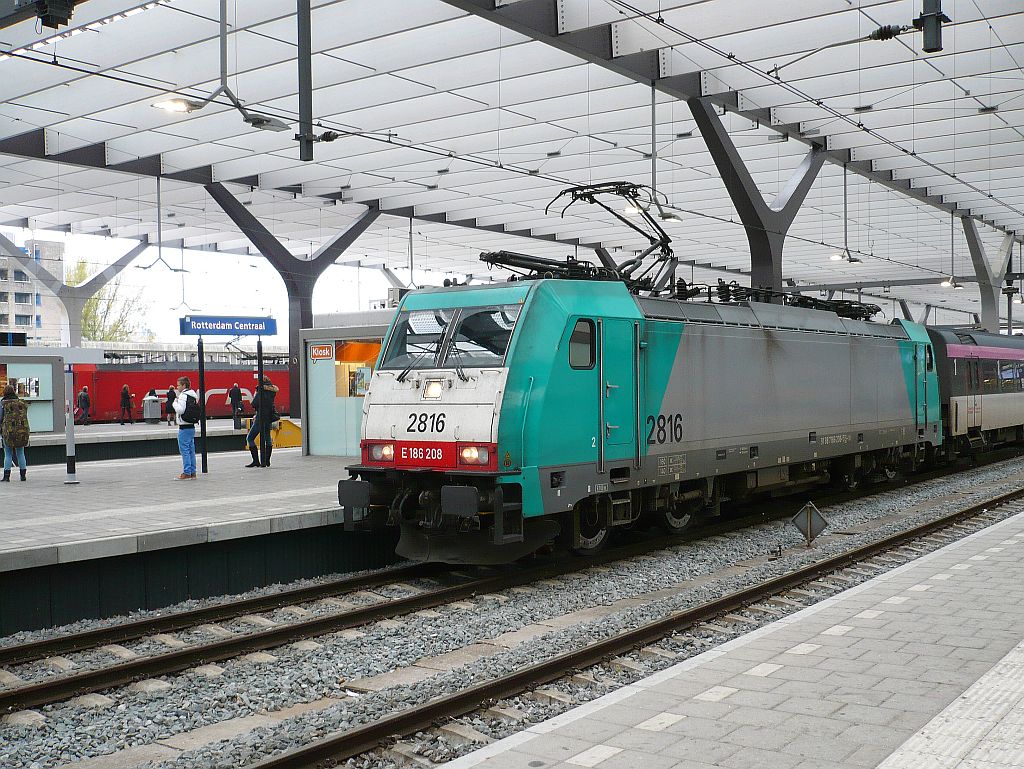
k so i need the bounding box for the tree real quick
[66,258,149,342]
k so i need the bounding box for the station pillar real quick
[687,97,825,293]
[204,182,380,418]
[962,217,1013,334]
[0,234,149,346]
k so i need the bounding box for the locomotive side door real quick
[599,318,638,465]
[914,343,928,435]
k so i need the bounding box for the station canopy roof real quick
[0,0,1021,322]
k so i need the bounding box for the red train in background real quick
[73,363,290,423]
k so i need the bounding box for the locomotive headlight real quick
[459,445,489,465]
[368,442,394,462]
[423,379,444,400]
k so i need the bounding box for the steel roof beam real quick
[437,0,1021,248]
[781,276,976,293]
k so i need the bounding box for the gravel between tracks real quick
[1,456,1021,769]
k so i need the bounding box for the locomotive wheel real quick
[572,501,608,555]
[659,503,695,534]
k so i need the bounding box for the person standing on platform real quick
[246,376,279,468]
[165,384,177,426]
[229,381,244,430]
[172,376,200,480]
[119,384,135,425]
[77,385,90,425]
[0,384,29,482]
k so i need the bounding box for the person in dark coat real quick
[76,386,90,425]
[245,376,279,468]
[228,382,244,430]
[119,384,134,425]
[1,384,29,481]
[166,384,177,426]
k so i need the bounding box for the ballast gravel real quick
[1,456,1022,769]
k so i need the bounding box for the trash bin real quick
[142,395,162,424]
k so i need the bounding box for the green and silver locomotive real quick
[338,272,942,564]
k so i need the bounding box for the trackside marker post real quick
[64,363,78,485]
[791,502,828,547]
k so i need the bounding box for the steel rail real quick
[0,561,445,668]
[247,487,1024,769]
[0,522,743,713]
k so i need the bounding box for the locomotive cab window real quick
[444,304,521,368]
[379,309,455,371]
[569,319,595,369]
[925,346,934,371]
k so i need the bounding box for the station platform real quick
[26,420,256,464]
[0,451,398,634]
[448,511,1024,769]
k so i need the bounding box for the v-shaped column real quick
[688,97,824,292]
[0,234,149,346]
[962,217,1013,333]
[205,183,380,418]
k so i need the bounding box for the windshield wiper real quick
[447,342,470,382]
[397,343,438,382]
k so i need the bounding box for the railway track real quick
[241,486,1024,769]
[0,514,773,714]
[0,452,1018,719]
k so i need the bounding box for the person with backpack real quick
[172,376,200,480]
[119,384,135,425]
[0,384,29,481]
[165,384,177,426]
[245,376,279,468]
[77,386,91,425]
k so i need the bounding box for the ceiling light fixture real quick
[150,0,290,135]
[978,105,999,114]
[152,98,204,113]
[829,253,844,261]
[940,277,953,288]
[853,104,874,113]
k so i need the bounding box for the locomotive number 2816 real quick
[646,413,683,444]
[407,412,446,433]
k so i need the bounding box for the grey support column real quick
[688,97,825,291]
[204,182,380,417]
[962,217,1014,333]
[0,234,148,346]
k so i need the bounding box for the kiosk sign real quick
[179,315,277,336]
[309,343,334,361]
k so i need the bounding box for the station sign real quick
[179,315,278,336]
[309,343,334,361]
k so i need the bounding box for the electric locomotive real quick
[338,273,945,564]
[336,182,1022,564]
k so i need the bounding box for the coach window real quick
[999,361,1020,393]
[569,319,595,369]
[981,360,999,394]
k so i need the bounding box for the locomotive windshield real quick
[380,304,521,371]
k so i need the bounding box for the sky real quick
[1,227,448,345]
